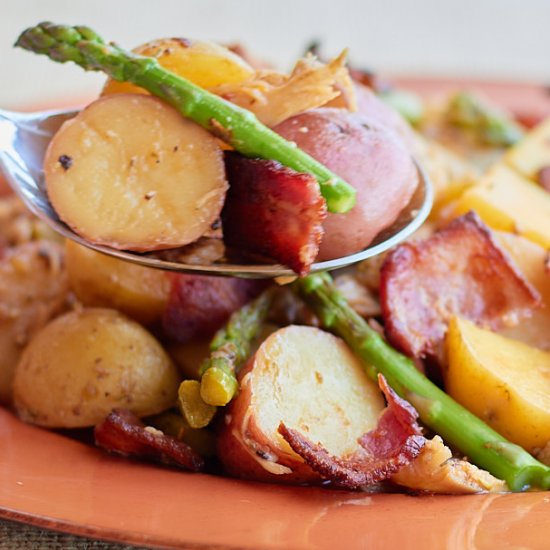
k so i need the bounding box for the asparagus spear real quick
[15,22,356,214]
[199,289,273,406]
[447,91,524,146]
[178,380,217,430]
[293,272,550,491]
[178,289,273,428]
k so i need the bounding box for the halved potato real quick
[451,164,550,248]
[495,231,550,350]
[44,94,228,251]
[102,38,254,95]
[504,117,550,181]
[65,240,170,325]
[218,325,385,483]
[13,308,180,428]
[445,316,550,452]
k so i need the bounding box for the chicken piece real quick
[392,436,507,494]
[212,51,356,127]
[0,241,69,403]
[333,274,380,318]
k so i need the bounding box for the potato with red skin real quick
[330,82,416,150]
[274,108,418,260]
[217,325,385,484]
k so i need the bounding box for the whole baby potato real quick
[274,108,418,260]
[13,308,180,428]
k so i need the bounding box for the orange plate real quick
[1,79,550,550]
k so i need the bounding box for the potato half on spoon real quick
[44,93,228,252]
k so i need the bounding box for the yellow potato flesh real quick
[13,308,180,428]
[452,164,550,248]
[249,325,385,457]
[445,317,550,451]
[504,117,550,181]
[102,38,254,95]
[44,94,227,251]
[65,240,170,325]
[495,232,550,350]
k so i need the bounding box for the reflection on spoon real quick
[0,107,433,278]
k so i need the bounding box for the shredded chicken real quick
[392,436,507,493]
[0,195,60,251]
[212,51,356,127]
[334,274,381,318]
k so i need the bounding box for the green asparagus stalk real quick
[379,89,424,126]
[293,272,550,492]
[15,22,356,214]
[199,289,273,406]
[447,91,524,146]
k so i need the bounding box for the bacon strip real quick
[162,273,267,343]
[278,375,425,489]
[221,152,327,276]
[94,409,204,472]
[380,212,541,358]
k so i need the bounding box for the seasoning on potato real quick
[13,308,181,428]
[44,93,228,252]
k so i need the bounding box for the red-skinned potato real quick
[274,108,418,261]
[327,82,416,150]
[217,325,385,484]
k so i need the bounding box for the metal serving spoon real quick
[0,107,433,278]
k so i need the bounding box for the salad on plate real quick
[2,22,550,495]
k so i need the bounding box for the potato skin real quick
[65,240,170,325]
[13,308,180,428]
[217,354,321,484]
[274,108,418,260]
[354,83,416,149]
[217,325,385,484]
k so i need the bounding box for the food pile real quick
[2,22,550,494]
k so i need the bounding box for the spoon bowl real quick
[0,107,433,278]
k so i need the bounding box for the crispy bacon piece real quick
[380,212,541,358]
[278,375,425,489]
[94,409,204,472]
[221,152,327,276]
[162,273,267,343]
